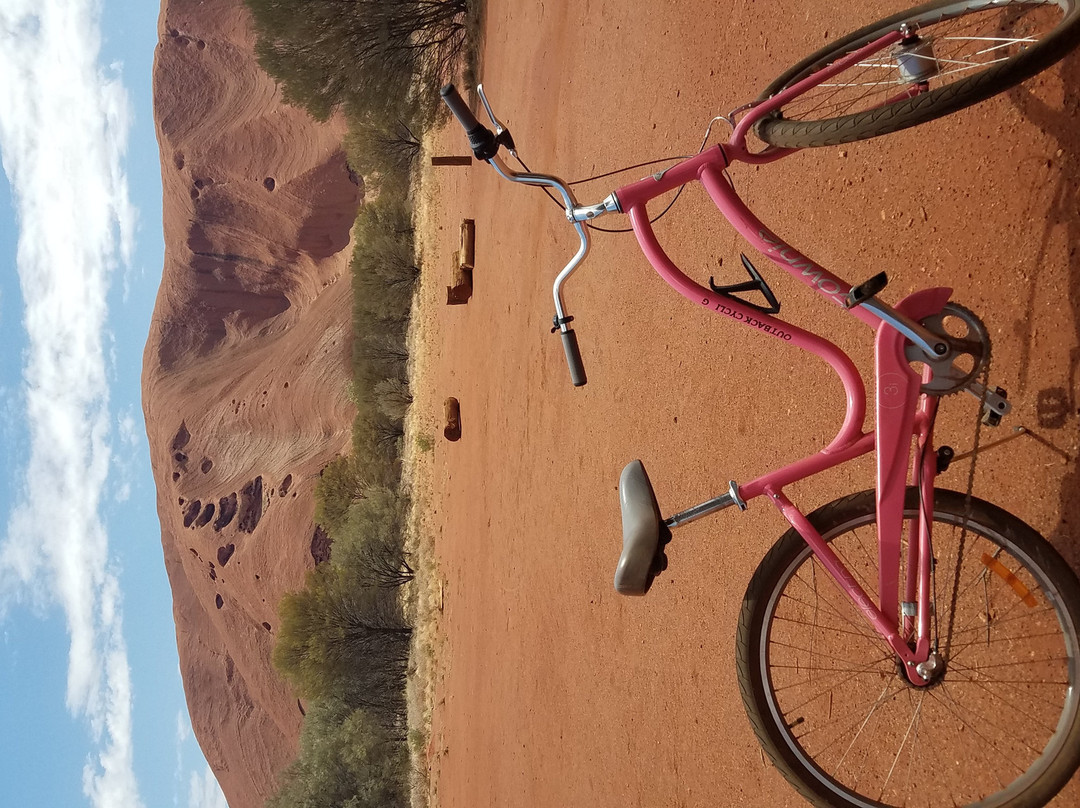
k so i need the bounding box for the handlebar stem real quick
[571,194,622,223]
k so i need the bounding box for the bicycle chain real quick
[940,319,992,660]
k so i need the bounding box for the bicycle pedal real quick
[981,387,1008,427]
[844,271,889,309]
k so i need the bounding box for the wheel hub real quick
[895,34,941,83]
[897,652,947,687]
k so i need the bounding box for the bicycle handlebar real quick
[440,83,604,387]
[440,84,499,161]
[560,329,587,387]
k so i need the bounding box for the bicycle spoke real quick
[796,681,910,759]
[768,637,886,666]
[927,683,1035,777]
[771,655,895,707]
[935,668,1067,735]
[946,654,1072,674]
[834,682,900,772]
[879,693,924,801]
[745,486,1080,808]
[946,607,1059,639]
[773,3,1066,123]
[769,613,881,642]
[781,570,881,641]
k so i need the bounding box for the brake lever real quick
[477,84,516,154]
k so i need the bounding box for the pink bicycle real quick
[442,2,1080,806]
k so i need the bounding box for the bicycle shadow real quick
[1006,50,1080,567]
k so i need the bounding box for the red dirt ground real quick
[412,2,1080,806]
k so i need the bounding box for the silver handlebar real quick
[475,86,618,333]
[487,154,619,328]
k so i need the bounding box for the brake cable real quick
[514,112,738,233]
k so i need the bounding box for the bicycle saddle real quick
[615,460,669,595]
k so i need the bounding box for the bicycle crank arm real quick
[965,380,1011,423]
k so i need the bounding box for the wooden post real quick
[459,219,475,270]
[431,156,473,167]
[446,219,476,305]
[443,397,461,441]
[446,250,473,305]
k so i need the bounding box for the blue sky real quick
[1,1,229,807]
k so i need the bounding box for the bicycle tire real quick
[755,0,1080,148]
[736,488,1080,808]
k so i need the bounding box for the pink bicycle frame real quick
[615,29,943,681]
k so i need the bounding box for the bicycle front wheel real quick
[755,0,1080,148]
[737,488,1080,808]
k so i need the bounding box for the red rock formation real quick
[144,2,360,806]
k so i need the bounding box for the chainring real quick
[904,303,990,396]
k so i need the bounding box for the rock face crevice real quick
[144,2,360,806]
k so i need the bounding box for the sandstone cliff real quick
[144,2,361,806]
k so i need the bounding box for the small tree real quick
[314,455,365,537]
[334,488,415,589]
[274,565,412,708]
[345,118,422,188]
[266,698,408,808]
[245,0,469,123]
[374,378,413,422]
[352,195,421,320]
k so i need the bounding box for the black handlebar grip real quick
[440,84,481,131]
[560,329,587,387]
[439,84,499,161]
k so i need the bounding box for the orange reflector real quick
[982,553,1038,607]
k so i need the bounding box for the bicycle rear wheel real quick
[736,488,1080,808]
[755,0,1080,148]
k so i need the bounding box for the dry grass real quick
[403,131,450,808]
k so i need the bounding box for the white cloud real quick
[188,765,230,808]
[176,710,191,746]
[173,712,188,807]
[0,1,141,807]
[117,410,139,447]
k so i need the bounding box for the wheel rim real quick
[770,0,1076,125]
[757,505,1080,807]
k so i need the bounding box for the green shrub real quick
[245,0,468,125]
[314,455,365,538]
[344,119,422,193]
[267,698,408,808]
[274,566,412,709]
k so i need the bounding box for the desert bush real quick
[345,118,422,191]
[352,196,421,323]
[267,698,408,808]
[346,412,404,483]
[314,455,366,538]
[355,332,411,386]
[245,0,469,125]
[274,566,412,712]
[334,487,415,589]
[375,378,413,422]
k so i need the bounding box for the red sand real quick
[413,2,1080,806]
